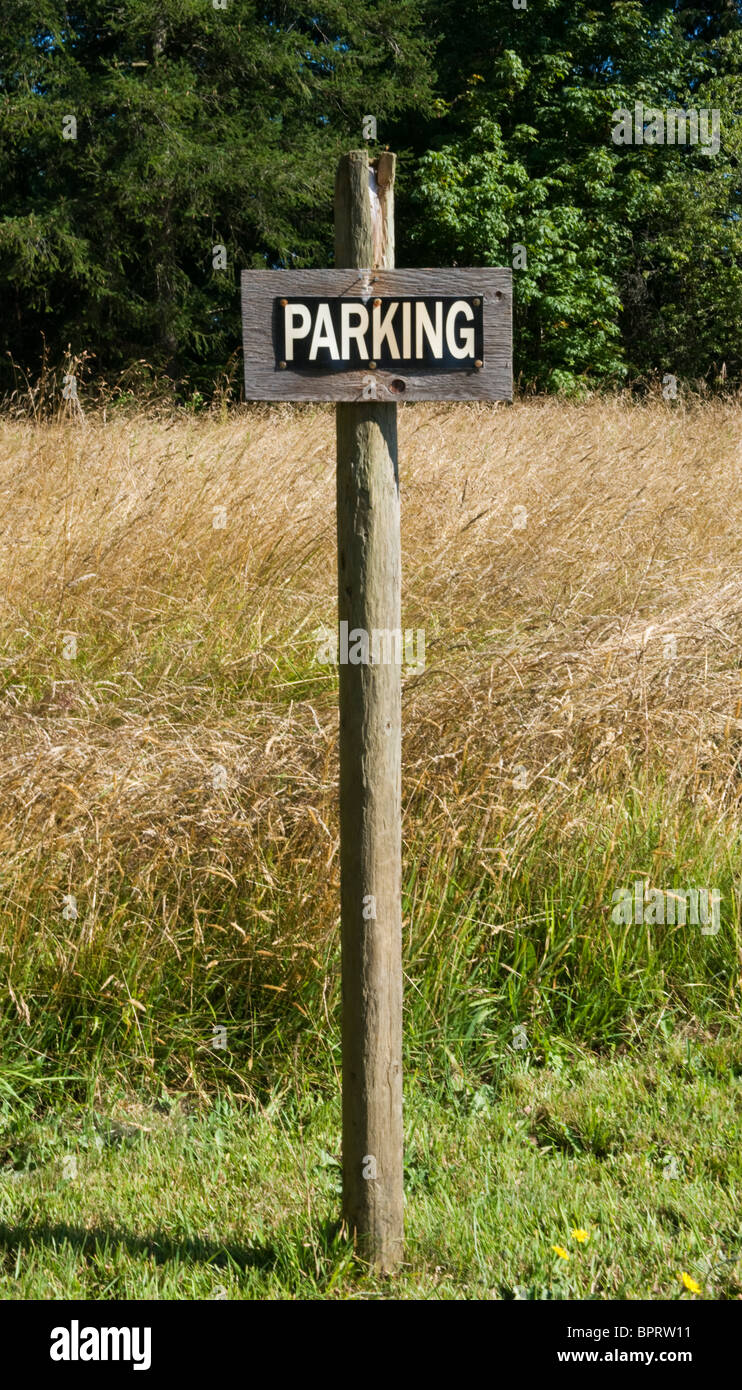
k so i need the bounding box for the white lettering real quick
[309,303,339,360]
[48,1321,151,1372]
[340,302,370,360]
[372,301,400,359]
[416,301,443,358]
[446,300,475,358]
[401,301,411,358]
[284,304,311,360]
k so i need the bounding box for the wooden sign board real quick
[241,268,512,402]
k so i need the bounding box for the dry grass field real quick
[0,395,740,1298]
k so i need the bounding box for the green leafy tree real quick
[619,34,742,382]
[1,1,741,394]
[397,0,742,392]
[0,1,434,388]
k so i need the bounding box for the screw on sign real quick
[241,149,512,1271]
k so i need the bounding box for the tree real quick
[396,0,742,391]
[0,1,434,389]
[1,1,740,394]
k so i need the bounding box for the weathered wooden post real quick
[334,150,403,1271]
[241,168,512,1275]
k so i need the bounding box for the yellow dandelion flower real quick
[571,1228,589,1243]
[552,1245,570,1261]
[681,1272,701,1294]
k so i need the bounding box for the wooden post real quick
[334,149,403,1271]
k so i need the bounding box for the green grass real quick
[2,777,737,1099]
[0,1040,739,1299]
[2,404,741,1297]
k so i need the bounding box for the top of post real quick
[335,149,396,273]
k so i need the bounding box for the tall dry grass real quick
[0,396,740,1094]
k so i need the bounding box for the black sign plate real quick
[242,268,512,401]
[273,295,484,372]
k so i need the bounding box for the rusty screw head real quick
[280,298,288,307]
[368,360,377,369]
[474,359,483,369]
[473,297,481,306]
[278,361,287,369]
[373,297,382,307]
